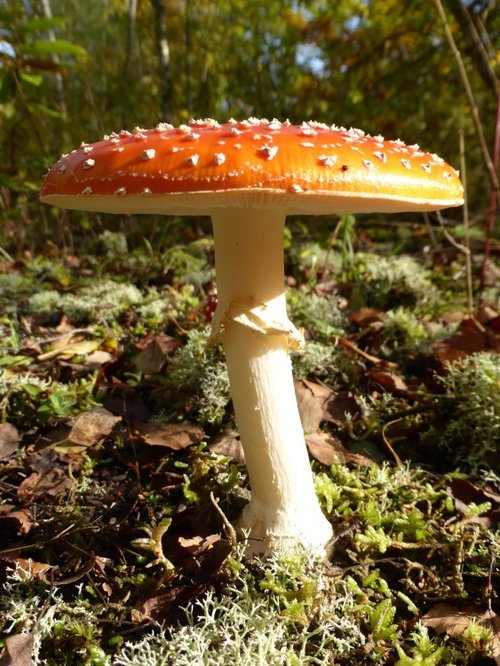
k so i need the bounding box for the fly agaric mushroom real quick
[40,118,464,556]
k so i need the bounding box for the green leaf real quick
[23,384,44,397]
[18,16,67,36]
[21,39,87,59]
[28,102,62,119]
[0,101,16,120]
[0,355,32,367]
[19,71,43,87]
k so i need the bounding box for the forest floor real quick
[0,215,499,665]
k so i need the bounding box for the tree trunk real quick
[39,0,67,118]
[151,0,173,122]
[444,0,498,96]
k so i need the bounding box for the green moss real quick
[60,280,142,323]
[115,549,366,666]
[287,286,347,341]
[166,326,230,426]
[97,230,128,257]
[427,352,500,468]
[27,289,64,315]
[352,253,437,309]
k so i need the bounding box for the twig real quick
[479,87,500,305]
[486,540,495,614]
[435,209,470,255]
[433,0,498,192]
[0,245,14,263]
[379,396,463,421]
[423,212,439,250]
[335,336,397,368]
[459,132,474,314]
[381,418,405,469]
[209,490,237,547]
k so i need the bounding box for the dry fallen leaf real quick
[368,369,409,394]
[38,333,101,360]
[0,424,20,460]
[421,603,500,664]
[2,557,55,582]
[350,306,385,327]
[134,583,207,624]
[432,319,500,369]
[135,334,181,374]
[306,431,374,467]
[82,350,114,370]
[136,422,205,450]
[59,407,122,451]
[323,391,362,426]
[295,378,333,432]
[209,430,245,464]
[0,632,34,666]
[0,505,33,539]
[17,467,73,502]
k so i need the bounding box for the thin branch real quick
[435,210,469,254]
[444,0,498,96]
[433,0,498,192]
[459,131,474,313]
[479,87,500,304]
[381,419,405,469]
[209,491,237,547]
[0,246,14,263]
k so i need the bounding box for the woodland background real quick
[0,0,498,250]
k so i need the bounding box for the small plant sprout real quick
[131,518,175,580]
[41,119,463,556]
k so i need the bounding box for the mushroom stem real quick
[211,208,333,555]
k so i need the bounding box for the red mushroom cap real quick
[40,118,464,215]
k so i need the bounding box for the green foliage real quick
[136,284,199,331]
[351,253,437,310]
[27,279,144,324]
[380,307,456,357]
[0,561,109,666]
[287,287,347,341]
[395,625,448,665]
[114,549,366,665]
[59,280,142,324]
[291,340,339,379]
[428,352,500,468]
[162,240,212,286]
[166,327,231,426]
[131,518,175,580]
[97,230,128,257]
[27,289,63,316]
[369,598,399,642]
[0,272,34,303]
[0,370,100,426]
[314,462,457,555]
